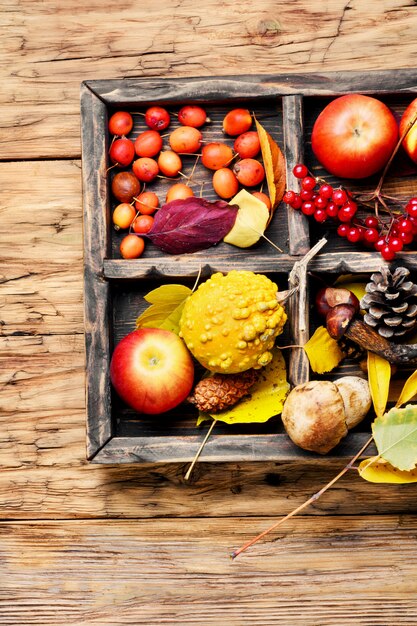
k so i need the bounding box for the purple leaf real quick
[146,197,239,254]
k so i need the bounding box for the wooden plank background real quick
[2,1,417,624]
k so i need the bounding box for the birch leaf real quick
[255,118,286,214]
[197,348,289,425]
[367,351,391,418]
[224,189,269,248]
[304,326,343,373]
[372,404,417,471]
[396,369,417,407]
[136,284,191,334]
[359,457,417,483]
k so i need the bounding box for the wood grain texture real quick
[2,1,417,159]
[1,517,417,625]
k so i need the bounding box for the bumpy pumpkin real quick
[179,270,287,373]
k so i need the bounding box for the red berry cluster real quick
[283,163,417,261]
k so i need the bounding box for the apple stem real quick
[184,418,217,481]
[230,434,374,560]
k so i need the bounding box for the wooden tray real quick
[81,70,417,463]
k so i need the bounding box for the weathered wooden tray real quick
[81,70,417,463]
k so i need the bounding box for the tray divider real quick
[81,83,114,459]
[282,94,310,256]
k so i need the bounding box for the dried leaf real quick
[198,348,289,425]
[396,369,417,407]
[303,326,343,373]
[136,284,191,334]
[372,404,417,471]
[146,197,238,254]
[255,118,286,214]
[224,189,269,248]
[359,456,417,483]
[367,352,391,418]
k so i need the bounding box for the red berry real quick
[178,105,208,128]
[337,224,349,237]
[283,190,296,204]
[290,194,302,210]
[314,208,327,222]
[406,203,417,218]
[326,202,339,218]
[301,201,316,216]
[301,176,316,191]
[314,195,328,209]
[233,132,260,159]
[145,106,170,130]
[381,244,396,261]
[374,238,386,252]
[293,164,308,179]
[388,237,403,252]
[332,189,348,206]
[347,227,361,243]
[300,189,313,201]
[134,130,163,158]
[318,183,333,199]
[400,230,414,244]
[108,111,133,136]
[109,138,135,166]
[364,215,379,228]
[398,218,413,234]
[363,228,379,243]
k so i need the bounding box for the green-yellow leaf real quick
[303,326,343,373]
[396,369,417,407]
[367,351,391,418]
[373,404,417,471]
[224,189,269,248]
[198,348,289,425]
[136,284,191,334]
[359,456,417,483]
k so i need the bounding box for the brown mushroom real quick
[281,377,371,454]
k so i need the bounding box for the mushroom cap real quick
[281,380,347,454]
[334,376,371,429]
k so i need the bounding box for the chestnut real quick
[315,287,359,318]
[326,303,356,340]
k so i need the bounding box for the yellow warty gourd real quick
[179,271,287,374]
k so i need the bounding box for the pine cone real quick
[187,369,258,413]
[360,266,417,339]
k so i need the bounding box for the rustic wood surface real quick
[2,1,417,624]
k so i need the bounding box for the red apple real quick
[311,94,398,179]
[110,328,194,414]
[400,98,417,163]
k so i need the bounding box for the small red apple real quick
[400,98,417,164]
[110,328,194,414]
[311,94,398,179]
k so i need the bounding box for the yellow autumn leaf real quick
[367,351,391,418]
[136,284,191,335]
[359,456,417,483]
[224,189,269,248]
[303,326,344,374]
[197,348,289,425]
[396,369,417,407]
[255,118,286,214]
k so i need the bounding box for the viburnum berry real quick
[301,201,315,216]
[406,203,417,218]
[314,195,328,209]
[337,223,349,237]
[400,230,414,244]
[346,227,362,243]
[388,237,403,252]
[332,189,348,206]
[290,194,302,209]
[283,190,296,204]
[326,202,339,218]
[364,215,379,228]
[374,237,386,252]
[381,244,396,261]
[301,176,316,191]
[292,163,308,179]
[398,218,413,234]
[363,228,379,244]
[300,189,314,201]
[314,208,327,222]
[318,183,333,199]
